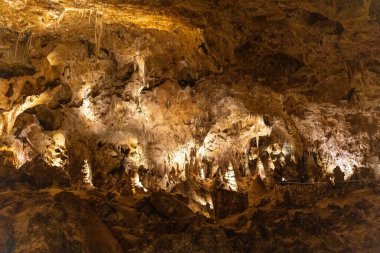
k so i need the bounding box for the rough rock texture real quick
[0,0,379,184]
[0,0,379,252]
[3,191,124,253]
[212,189,248,218]
[1,185,380,253]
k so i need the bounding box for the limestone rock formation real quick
[0,0,379,252]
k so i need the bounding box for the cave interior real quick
[0,0,380,252]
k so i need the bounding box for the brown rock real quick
[324,232,346,252]
[150,190,195,219]
[212,189,248,218]
[34,106,63,131]
[19,155,70,188]
[0,216,14,253]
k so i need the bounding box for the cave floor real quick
[1,184,379,253]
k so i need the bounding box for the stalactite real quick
[136,55,146,84]
[14,31,22,63]
[4,105,20,134]
[88,9,93,24]
[256,135,259,149]
[23,32,32,62]
[94,13,103,58]
[0,114,4,135]
[359,60,365,85]
[56,9,67,26]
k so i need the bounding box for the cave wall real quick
[0,0,379,192]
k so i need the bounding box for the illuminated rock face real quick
[0,1,379,251]
[0,0,378,191]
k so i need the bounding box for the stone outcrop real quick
[212,189,248,218]
[0,191,123,253]
[150,191,196,219]
[18,155,71,189]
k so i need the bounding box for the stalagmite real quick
[249,146,259,161]
[200,167,205,179]
[272,143,282,156]
[282,142,292,157]
[267,156,275,171]
[131,169,147,192]
[256,158,266,180]
[290,154,296,164]
[278,153,286,167]
[224,162,238,191]
[81,159,93,187]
